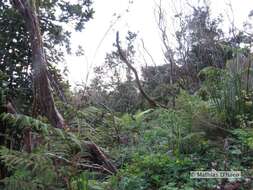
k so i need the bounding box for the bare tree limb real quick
[140,39,157,67]
[116,31,167,108]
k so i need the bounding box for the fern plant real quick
[0,147,58,190]
[0,110,113,190]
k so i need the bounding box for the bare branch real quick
[141,39,157,67]
[116,31,167,108]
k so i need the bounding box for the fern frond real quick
[0,113,49,135]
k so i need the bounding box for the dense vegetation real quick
[0,0,253,189]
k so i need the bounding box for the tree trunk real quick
[12,0,65,128]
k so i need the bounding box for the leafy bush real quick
[113,153,224,190]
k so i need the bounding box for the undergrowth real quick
[0,68,253,189]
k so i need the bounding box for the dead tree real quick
[156,1,176,107]
[11,0,65,128]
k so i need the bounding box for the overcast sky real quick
[65,0,253,88]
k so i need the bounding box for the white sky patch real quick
[64,0,253,88]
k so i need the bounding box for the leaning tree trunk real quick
[12,0,65,128]
[116,32,167,109]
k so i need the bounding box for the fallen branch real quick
[46,152,115,175]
